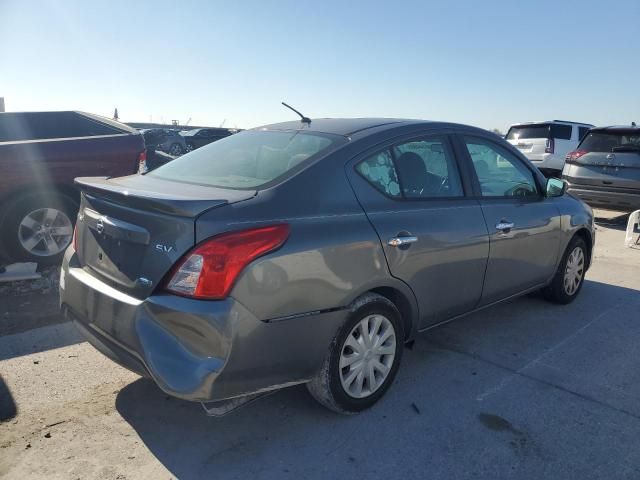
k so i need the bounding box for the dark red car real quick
[0,111,145,264]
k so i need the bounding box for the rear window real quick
[579,132,640,152]
[506,125,550,140]
[0,112,125,142]
[506,124,572,141]
[149,130,341,189]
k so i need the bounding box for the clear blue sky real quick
[1,0,638,131]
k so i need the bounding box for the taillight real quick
[165,224,290,299]
[545,137,555,154]
[137,150,148,174]
[565,149,588,164]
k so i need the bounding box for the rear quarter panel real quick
[194,144,420,334]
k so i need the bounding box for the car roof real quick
[509,120,594,127]
[258,118,432,136]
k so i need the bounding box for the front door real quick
[347,133,489,328]
[458,135,562,305]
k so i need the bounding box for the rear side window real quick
[578,127,590,141]
[0,112,125,142]
[393,137,463,198]
[356,150,401,198]
[356,136,464,199]
[150,130,338,189]
[550,124,572,140]
[579,132,640,152]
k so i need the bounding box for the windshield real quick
[149,130,340,188]
[506,125,550,140]
[579,132,640,152]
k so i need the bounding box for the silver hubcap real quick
[18,208,73,257]
[564,246,585,296]
[339,314,396,399]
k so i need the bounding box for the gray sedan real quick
[60,118,595,415]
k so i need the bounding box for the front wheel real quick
[307,293,404,414]
[543,236,588,304]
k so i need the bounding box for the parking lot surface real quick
[1,210,639,479]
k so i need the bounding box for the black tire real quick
[1,192,78,265]
[543,236,588,304]
[169,143,184,156]
[307,293,404,414]
[185,143,195,152]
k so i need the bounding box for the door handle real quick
[495,221,514,232]
[388,236,418,247]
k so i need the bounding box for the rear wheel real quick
[1,193,78,265]
[169,143,184,156]
[307,293,404,414]
[543,236,588,304]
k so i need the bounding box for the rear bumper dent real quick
[60,254,346,402]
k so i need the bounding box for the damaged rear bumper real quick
[59,250,346,403]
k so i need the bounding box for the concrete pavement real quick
[0,210,638,479]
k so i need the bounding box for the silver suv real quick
[506,120,593,177]
[563,125,640,211]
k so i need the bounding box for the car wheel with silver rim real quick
[307,293,404,414]
[1,193,78,265]
[543,235,588,304]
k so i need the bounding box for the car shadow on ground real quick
[0,375,17,422]
[115,279,640,479]
[595,212,630,231]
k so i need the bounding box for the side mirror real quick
[545,178,566,197]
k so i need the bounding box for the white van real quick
[506,120,593,177]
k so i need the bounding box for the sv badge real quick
[155,244,174,253]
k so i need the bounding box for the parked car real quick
[179,127,237,151]
[60,118,594,415]
[563,125,640,211]
[0,111,145,264]
[506,120,593,177]
[141,128,187,156]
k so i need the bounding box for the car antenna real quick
[281,102,311,125]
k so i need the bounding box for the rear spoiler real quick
[75,176,256,217]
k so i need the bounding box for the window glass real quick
[356,150,401,198]
[0,112,124,142]
[393,137,463,198]
[578,127,590,141]
[464,137,539,198]
[579,132,640,152]
[506,125,550,140]
[150,130,338,189]
[550,124,572,140]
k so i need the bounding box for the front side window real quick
[464,137,538,198]
[356,150,401,198]
[393,137,463,198]
[150,130,338,189]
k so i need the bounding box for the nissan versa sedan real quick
[60,118,595,415]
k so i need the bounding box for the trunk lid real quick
[74,175,256,299]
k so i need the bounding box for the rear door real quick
[347,132,489,328]
[457,134,562,305]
